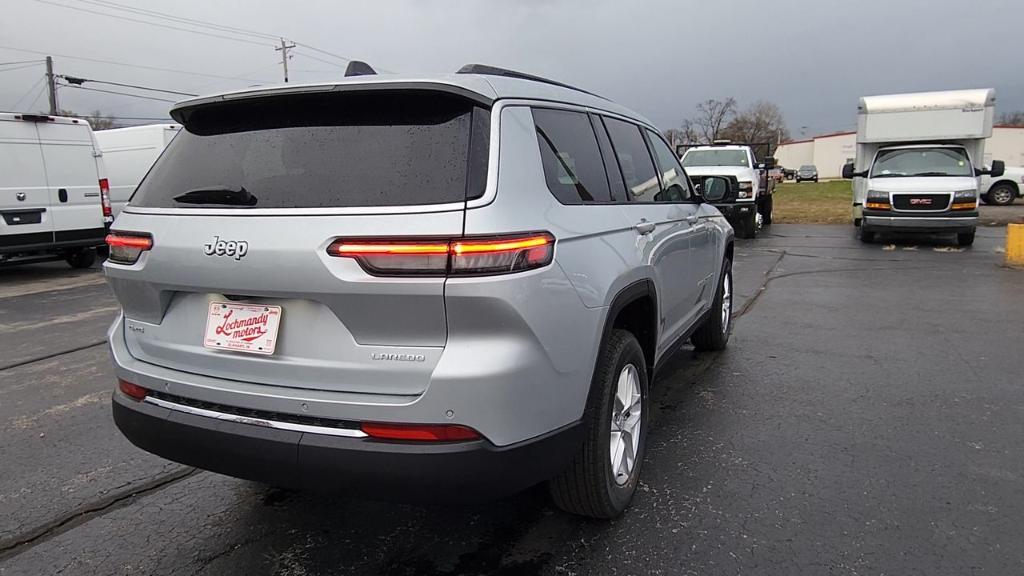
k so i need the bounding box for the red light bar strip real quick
[361,422,482,442]
[106,234,153,250]
[330,242,449,255]
[452,235,551,254]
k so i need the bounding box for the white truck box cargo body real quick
[846,89,1002,246]
[95,124,181,218]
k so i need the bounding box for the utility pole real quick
[45,56,58,114]
[275,38,295,83]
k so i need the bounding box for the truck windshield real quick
[870,147,973,178]
[681,150,749,168]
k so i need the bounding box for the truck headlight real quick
[737,181,752,198]
[865,190,890,210]
[952,189,977,210]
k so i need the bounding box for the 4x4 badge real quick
[203,236,249,260]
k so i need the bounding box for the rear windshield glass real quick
[870,147,972,178]
[681,149,749,168]
[131,91,490,209]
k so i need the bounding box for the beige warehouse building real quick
[776,126,1024,179]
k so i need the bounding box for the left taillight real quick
[118,379,148,401]
[99,178,112,221]
[327,232,555,277]
[106,232,152,265]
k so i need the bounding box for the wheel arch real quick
[586,280,658,412]
[989,179,1020,197]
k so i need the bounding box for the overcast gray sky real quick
[2,0,1022,136]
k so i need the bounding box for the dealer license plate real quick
[203,301,282,355]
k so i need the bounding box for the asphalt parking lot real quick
[0,224,1021,576]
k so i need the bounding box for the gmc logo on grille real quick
[910,198,933,205]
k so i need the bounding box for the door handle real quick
[58,188,68,203]
[635,220,656,235]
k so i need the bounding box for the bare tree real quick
[42,108,118,130]
[998,110,1024,126]
[721,101,790,155]
[678,98,738,144]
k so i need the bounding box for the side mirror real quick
[701,176,730,202]
[841,162,867,179]
[762,157,776,170]
[990,160,1005,178]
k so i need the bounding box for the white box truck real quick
[94,123,180,218]
[1,112,111,267]
[842,89,1005,246]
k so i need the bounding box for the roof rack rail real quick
[456,64,605,99]
[345,61,376,77]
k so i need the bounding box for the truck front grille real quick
[892,194,950,211]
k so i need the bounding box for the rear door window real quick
[131,91,490,209]
[532,108,611,204]
[602,117,661,202]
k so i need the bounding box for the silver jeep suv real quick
[105,65,735,518]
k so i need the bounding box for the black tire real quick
[740,211,758,239]
[692,259,733,352]
[987,183,1016,206]
[854,217,862,227]
[813,177,818,183]
[65,248,96,269]
[980,193,992,206]
[957,231,975,246]
[549,329,649,519]
[860,229,875,243]
[760,195,773,226]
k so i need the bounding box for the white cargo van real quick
[842,89,1005,246]
[94,124,180,217]
[0,112,111,267]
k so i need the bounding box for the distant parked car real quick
[796,165,818,182]
[782,168,796,180]
[980,165,1023,206]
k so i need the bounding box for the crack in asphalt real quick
[0,340,107,373]
[0,467,198,561]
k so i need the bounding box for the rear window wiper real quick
[173,186,257,206]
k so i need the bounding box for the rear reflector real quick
[106,232,153,265]
[360,422,482,442]
[99,178,112,220]
[328,232,555,277]
[118,379,148,401]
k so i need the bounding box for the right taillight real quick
[327,232,554,277]
[106,232,153,265]
[99,178,112,222]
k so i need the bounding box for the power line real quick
[57,83,178,103]
[55,0,394,73]
[58,75,197,96]
[26,81,48,112]
[11,76,45,110]
[34,0,275,47]
[0,46,275,82]
[291,51,346,70]
[69,0,279,40]
[0,59,46,66]
[0,62,43,73]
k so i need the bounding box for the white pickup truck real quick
[981,165,1024,205]
[680,143,774,238]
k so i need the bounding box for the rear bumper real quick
[112,392,582,500]
[862,212,977,233]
